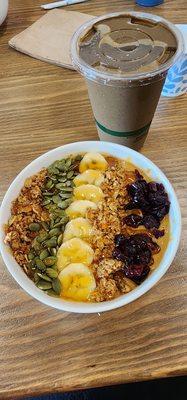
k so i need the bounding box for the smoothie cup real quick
[71,12,183,150]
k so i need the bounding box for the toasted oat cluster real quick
[4,153,170,302]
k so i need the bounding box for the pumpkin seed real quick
[37,280,52,290]
[35,258,46,271]
[67,171,74,179]
[50,248,57,256]
[37,273,52,282]
[28,251,35,261]
[41,221,49,231]
[44,256,57,266]
[52,278,61,295]
[42,199,51,206]
[51,263,58,270]
[52,195,61,204]
[60,187,73,192]
[29,222,40,232]
[37,232,49,243]
[59,192,72,199]
[57,233,63,246]
[58,177,67,183]
[29,260,36,270]
[65,159,72,169]
[42,191,54,196]
[57,201,68,210]
[32,241,41,253]
[49,227,61,237]
[55,182,67,190]
[34,272,40,283]
[65,180,71,187]
[45,237,57,248]
[46,268,58,279]
[39,249,49,260]
[47,289,59,297]
[45,179,54,189]
[75,154,83,161]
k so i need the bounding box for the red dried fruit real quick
[113,233,160,284]
[125,174,170,230]
[124,214,143,228]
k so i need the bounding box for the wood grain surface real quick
[0,1,187,399]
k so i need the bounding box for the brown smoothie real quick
[71,12,182,149]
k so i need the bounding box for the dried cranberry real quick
[123,264,150,284]
[143,215,160,229]
[124,214,143,228]
[152,228,165,239]
[125,174,170,229]
[114,234,127,248]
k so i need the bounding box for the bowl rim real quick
[0,141,181,313]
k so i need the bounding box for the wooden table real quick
[0,1,187,398]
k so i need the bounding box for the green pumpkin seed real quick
[65,180,71,187]
[75,154,83,161]
[37,232,49,243]
[49,227,61,237]
[32,241,41,253]
[55,183,67,190]
[51,263,58,270]
[49,175,58,182]
[42,191,54,196]
[34,272,40,283]
[67,171,74,179]
[39,249,49,260]
[47,289,59,297]
[58,177,67,183]
[42,199,51,206]
[52,278,61,295]
[59,193,72,199]
[60,187,73,192]
[45,237,57,248]
[50,248,57,256]
[57,233,63,246]
[28,251,35,261]
[57,201,68,210]
[29,260,36,270]
[37,280,52,290]
[37,273,52,282]
[35,258,46,271]
[52,195,61,204]
[29,222,40,232]
[45,179,54,189]
[65,159,72,168]
[41,221,49,231]
[46,268,58,278]
[44,256,57,266]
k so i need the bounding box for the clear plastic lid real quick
[71,12,184,87]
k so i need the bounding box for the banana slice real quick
[65,200,97,220]
[57,238,94,270]
[74,184,104,203]
[59,263,96,301]
[63,217,93,242]
[74,169,104,187]
[79,152,108,173]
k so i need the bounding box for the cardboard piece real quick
[9,9,93,69]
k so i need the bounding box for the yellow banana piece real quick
[59,263,96,301]
[74,169,104,187]
[65,200,97,220]
[79,152,108,173]
[57,238,94,270]
[63,217,93,242]
[74,184,104,203]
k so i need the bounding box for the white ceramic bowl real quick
[0,142,181,313]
